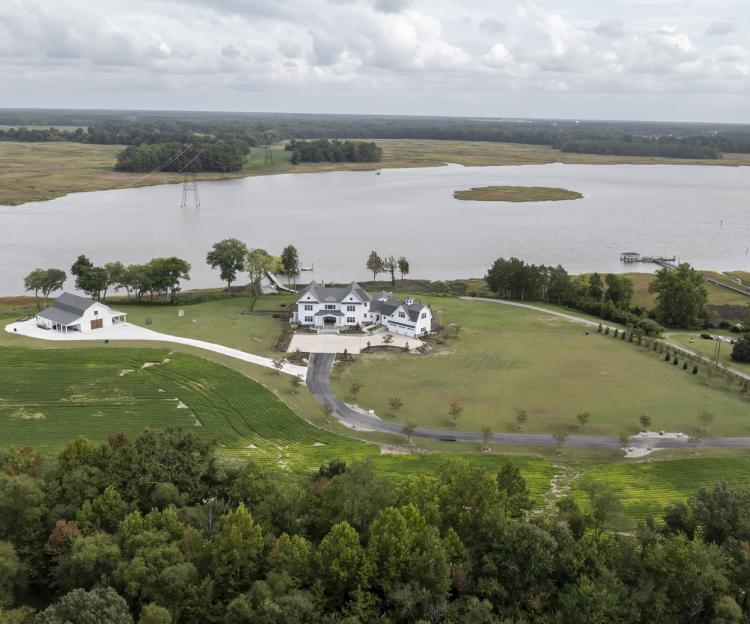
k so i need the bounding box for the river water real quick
[1,163,749,295]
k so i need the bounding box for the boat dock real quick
[620,252,677,269]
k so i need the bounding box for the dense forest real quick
[285,139,382,163]
[2,110,750,160]
[3,430,750,623]
[114,140,251,173]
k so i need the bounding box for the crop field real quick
[332,296,750,437]
[572,456,750,521]
[0,347,188,454]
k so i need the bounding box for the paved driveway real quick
[5,319,307,378]
[288,330,422,354]
[305,353,750,452]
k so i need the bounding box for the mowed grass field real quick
[332,297,750,436]
[117,293,296,356]
[3,344,750,522]
[0,345,555,500]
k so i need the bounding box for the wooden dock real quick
[619,252,676,269]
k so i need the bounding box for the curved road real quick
[307,294,750,451]
[307,353,724,451]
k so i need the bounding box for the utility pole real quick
[180,173,200,209]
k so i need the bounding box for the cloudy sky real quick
[2,0,749,122]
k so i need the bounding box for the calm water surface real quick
[1,163,749,295]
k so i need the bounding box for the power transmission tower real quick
[180,173,200,209]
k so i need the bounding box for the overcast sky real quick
[2,0,749,122]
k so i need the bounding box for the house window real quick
[421,312,427,319]
[399,312,406,318]
[304,316,313,323]
[346,317,356,323]
[346,305,355,312]
[304,304,313,311]
[325,304,336,310]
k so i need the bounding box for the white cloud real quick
[0,0,748,121]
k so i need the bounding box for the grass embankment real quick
[454,186,583,202]
[572,456,750,521]
[332,296,750,437]
[5,138,750,205]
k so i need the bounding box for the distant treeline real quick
[559,137,723,160]
[114,140,251,173]
[3,113,750,159]
[285,139,382,164]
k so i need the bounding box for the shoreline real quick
[3,138,750,207]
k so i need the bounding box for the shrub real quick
[693,365,699,374]
[731,337,750,363]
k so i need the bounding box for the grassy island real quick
[453,185,583,202]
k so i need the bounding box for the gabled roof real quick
[297,281,371,304]
[37,292,95,325]
[371,293,428,322]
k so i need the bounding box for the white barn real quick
[291,281,432,337]
[35,292,127,334]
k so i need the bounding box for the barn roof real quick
[37,292,96,325]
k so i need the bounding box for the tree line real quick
[2,430,750,623]
[285,139,382,164]
[24,255,192,306]
[5,114,750,159]
[485,257,712,332]
[115,140,251,173]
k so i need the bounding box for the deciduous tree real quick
[397,257,410,286]
[206,238,248,292]
[366,251,383,283]
[649,263,708,328]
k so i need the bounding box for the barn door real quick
[90,319,103,330]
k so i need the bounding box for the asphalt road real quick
[307,341,750,452]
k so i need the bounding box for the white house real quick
[35,292,127,334]
[291,281,432,337]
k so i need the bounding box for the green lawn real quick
[6,344,750,521]
[116,293,295,356]
[0,345,553,502]
[333,296,750,437]
[667,331,750,374]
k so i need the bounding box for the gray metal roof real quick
[314,309,344,317]
[298,281,371,304]
[371,294,427,322]
[36,292,95,326]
